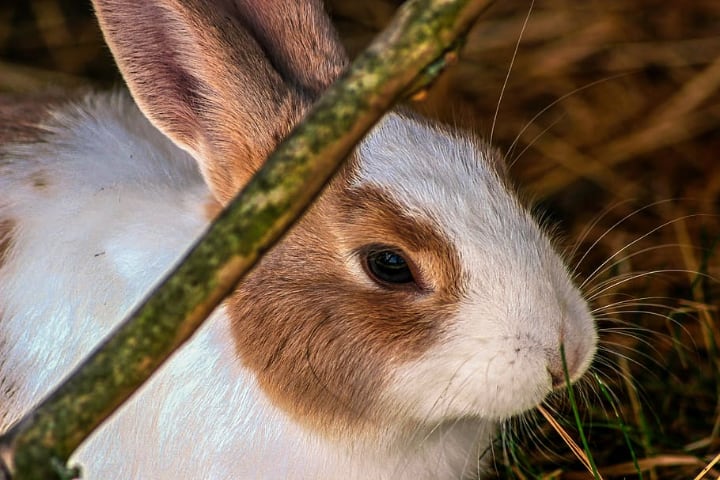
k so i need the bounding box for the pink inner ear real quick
[92,0,347,203]
[231,0,348,95]
[93,1,208,154]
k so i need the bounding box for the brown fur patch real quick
[336,185,465,296]
[227,178,464,437]
[203,196,223,221]
[0,337,17,433]
[31,171,50,190]
[0,219,15,270]
[0,92,78,146]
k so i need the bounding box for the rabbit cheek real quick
[225,198,462,436]
[227,278,453,436]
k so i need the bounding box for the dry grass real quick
[1,1,718,478]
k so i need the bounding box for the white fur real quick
[0,93,210,426]
[0,93,520,479]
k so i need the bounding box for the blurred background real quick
[1,1,718,478]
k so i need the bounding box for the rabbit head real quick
[90,0,597,437]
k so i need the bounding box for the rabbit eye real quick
[364,247,416,286]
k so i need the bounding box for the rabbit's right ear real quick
[92,0,348,203]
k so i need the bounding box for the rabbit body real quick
[0,92,495,479]
[0,1,597,479]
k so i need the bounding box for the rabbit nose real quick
[548,366,567,390]
[547,343,585,390]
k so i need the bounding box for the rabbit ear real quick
[92,0,348,202]
[231,0,348,97]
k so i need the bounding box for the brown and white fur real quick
[0,1,597,479]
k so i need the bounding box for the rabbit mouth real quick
[382,321,597,425]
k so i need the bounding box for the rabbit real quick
[0,0,598,479]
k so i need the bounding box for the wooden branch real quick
[0,0,495,478]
